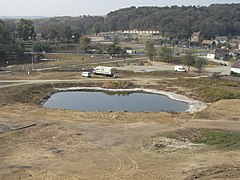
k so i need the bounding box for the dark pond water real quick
[43,91,189,112]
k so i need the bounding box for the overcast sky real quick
[0,0,239,16]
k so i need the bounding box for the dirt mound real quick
[194,99,240,120]
[185,164,240,180]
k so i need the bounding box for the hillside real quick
[3,4,240,39]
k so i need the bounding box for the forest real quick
[105,4,240,38]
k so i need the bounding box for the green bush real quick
[102,81,134,89]
[163,129,240,149]
[33,43,53,53]
[198,87,240,101]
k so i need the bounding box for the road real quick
[114,60,230,75]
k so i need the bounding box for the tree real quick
[107,44,122,56]
[183,50,196,71]
[79,36,91,52]
[160,46,172,62]
[194,57,207,74]
[9,43,25,57]
[0,20,10,58]
[0,20,27,61]
[72,29,81,43]
[16,19,35,41]
[111,35,120,45]
[41,26,59,42]
[0,20,10,45]
[145,41,156,61]
[93,23,102,35]
[80,36,91,46]
[33,43,53,53]
[63,26,73,41]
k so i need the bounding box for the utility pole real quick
[31,47,34,72]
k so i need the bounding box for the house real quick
[207,50,215,59]
[231,51,240,59]
[191,31,201,43]
[202,40,215,48]
[207,48,229,60]
[215,48,230,60]
[215,36,228,43]
[230,60,240,76]
[88,36,105,42]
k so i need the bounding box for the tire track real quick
[92,149,139,179]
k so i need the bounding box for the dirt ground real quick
[0,99,240,180]
[0,58,239,179]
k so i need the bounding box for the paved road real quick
[115,61,230,75]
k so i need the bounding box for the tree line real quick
[0,19,30,62]
[3,4,240,42]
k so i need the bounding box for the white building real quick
[123,30,159,35]
[207,53,215,59]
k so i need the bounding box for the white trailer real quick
[230,61,240,76]
[230,67,240,74]
[92,66,116,76]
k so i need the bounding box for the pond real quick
[43,90,189,112]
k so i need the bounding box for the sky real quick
[0,0,239,17]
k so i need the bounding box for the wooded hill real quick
[32,4,240,39]
[105,4,240,39]
[3,4,240,40]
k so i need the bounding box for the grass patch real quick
[170,77,240,102]
[0,82,16,86]
[194,130,240,149]
[197,87,240,102]
[12,84,54,104]
[0,81,137,107]
[102,81,136,89]
[162,129,240,150]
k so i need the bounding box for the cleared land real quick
[0,56,240,179]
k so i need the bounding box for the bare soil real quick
[0,61,240,179]
[0,99,240,180]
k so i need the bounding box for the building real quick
[230,60,240,76]
[207,51,216,59]
[88,36,105,42]
[207,49,229,60]
[215,36,229,43]
[123,30,159,35]
[191,31,201,43]
[202,40,215,48]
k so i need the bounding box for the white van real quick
[174,66,186,72]
[81,71,91,77]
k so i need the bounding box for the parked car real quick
[81,71,91,77]
[174,66,186,72]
